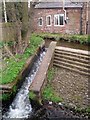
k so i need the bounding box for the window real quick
[38,17,43,26]
[54,14,64,26]
[46,15,52,26]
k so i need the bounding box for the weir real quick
[3,48,46,119]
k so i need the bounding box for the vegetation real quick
[1,34,43,85]
[38,33,88,44]
[74,107,90,116]
[0,85,17,101]
[42,67,63,103]
[0,93,11,101]
[29,91,36,100]
[2,2,35,54]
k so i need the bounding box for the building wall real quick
[81,3,87,34]
[33,8,82,34]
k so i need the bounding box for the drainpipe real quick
[63,0,67,24]
[86,2,88,34]
[80,7,82,35]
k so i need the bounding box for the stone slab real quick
[30,41,57,93]
[56,46,90,55]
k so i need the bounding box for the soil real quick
[52,67,88,109]
[28,101,89,120]
[28,67,89,119]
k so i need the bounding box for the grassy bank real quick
[42,67,63,103]
[37,33,89,45]
[1,34,43,101]
[1,34,43,85]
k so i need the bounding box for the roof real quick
[35,2,83,9]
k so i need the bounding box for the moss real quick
[29,91,36,100]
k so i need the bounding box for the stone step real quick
[0,84,12,90]
[54,60,90,72]
[55,46,89,56]
[54,53,89,63]
[54,56,90,68]
[53,63,90,76]
[0,89,11,94]
[55,50,90,60]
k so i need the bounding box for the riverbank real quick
[28,100,89,120]
[37,33,89,45]
[40,66,90,119]
[1,34,44,101]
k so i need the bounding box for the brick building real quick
[32,2,89,34]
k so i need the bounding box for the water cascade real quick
[3,49,46,119]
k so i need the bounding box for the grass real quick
[47,67,56,83]
[42,67,63,103]
[43,84,63,102]
[1,34,43,85]
[0,84,18,101]
[29,91,36,100]
[37,33,88,44]
[0,93,11,101]
[75,107,90,116]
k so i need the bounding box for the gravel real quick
[52,67,89,109]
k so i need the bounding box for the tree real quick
[4,2,31,54]
[3,0,7,23]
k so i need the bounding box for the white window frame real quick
[46,15,52,26]
[38,17,43,26]
[54,14,64,26]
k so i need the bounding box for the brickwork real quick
[33,3,88,34]
[33,8,81,34]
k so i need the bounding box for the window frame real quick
[54,14,64,26]
[46,15,52,26]
[38,17,43,26]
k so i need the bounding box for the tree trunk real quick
[3,0,7,23]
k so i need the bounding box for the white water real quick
[3,50,46,119]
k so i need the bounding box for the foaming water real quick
[3,50,46,119]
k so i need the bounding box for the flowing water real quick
[3,49,46,119]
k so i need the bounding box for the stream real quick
[3,48,46,119]
[45,39,89,51]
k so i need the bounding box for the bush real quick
[37,33,88,45]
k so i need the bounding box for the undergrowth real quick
[1,34,43,85]
[38,33,88,44]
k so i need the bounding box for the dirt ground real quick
[52,67,89,109]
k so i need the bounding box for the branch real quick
[4,45,17,61]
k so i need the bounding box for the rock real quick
[69,103,76,109]
[49,101,52,105]
[58,102,63,106]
